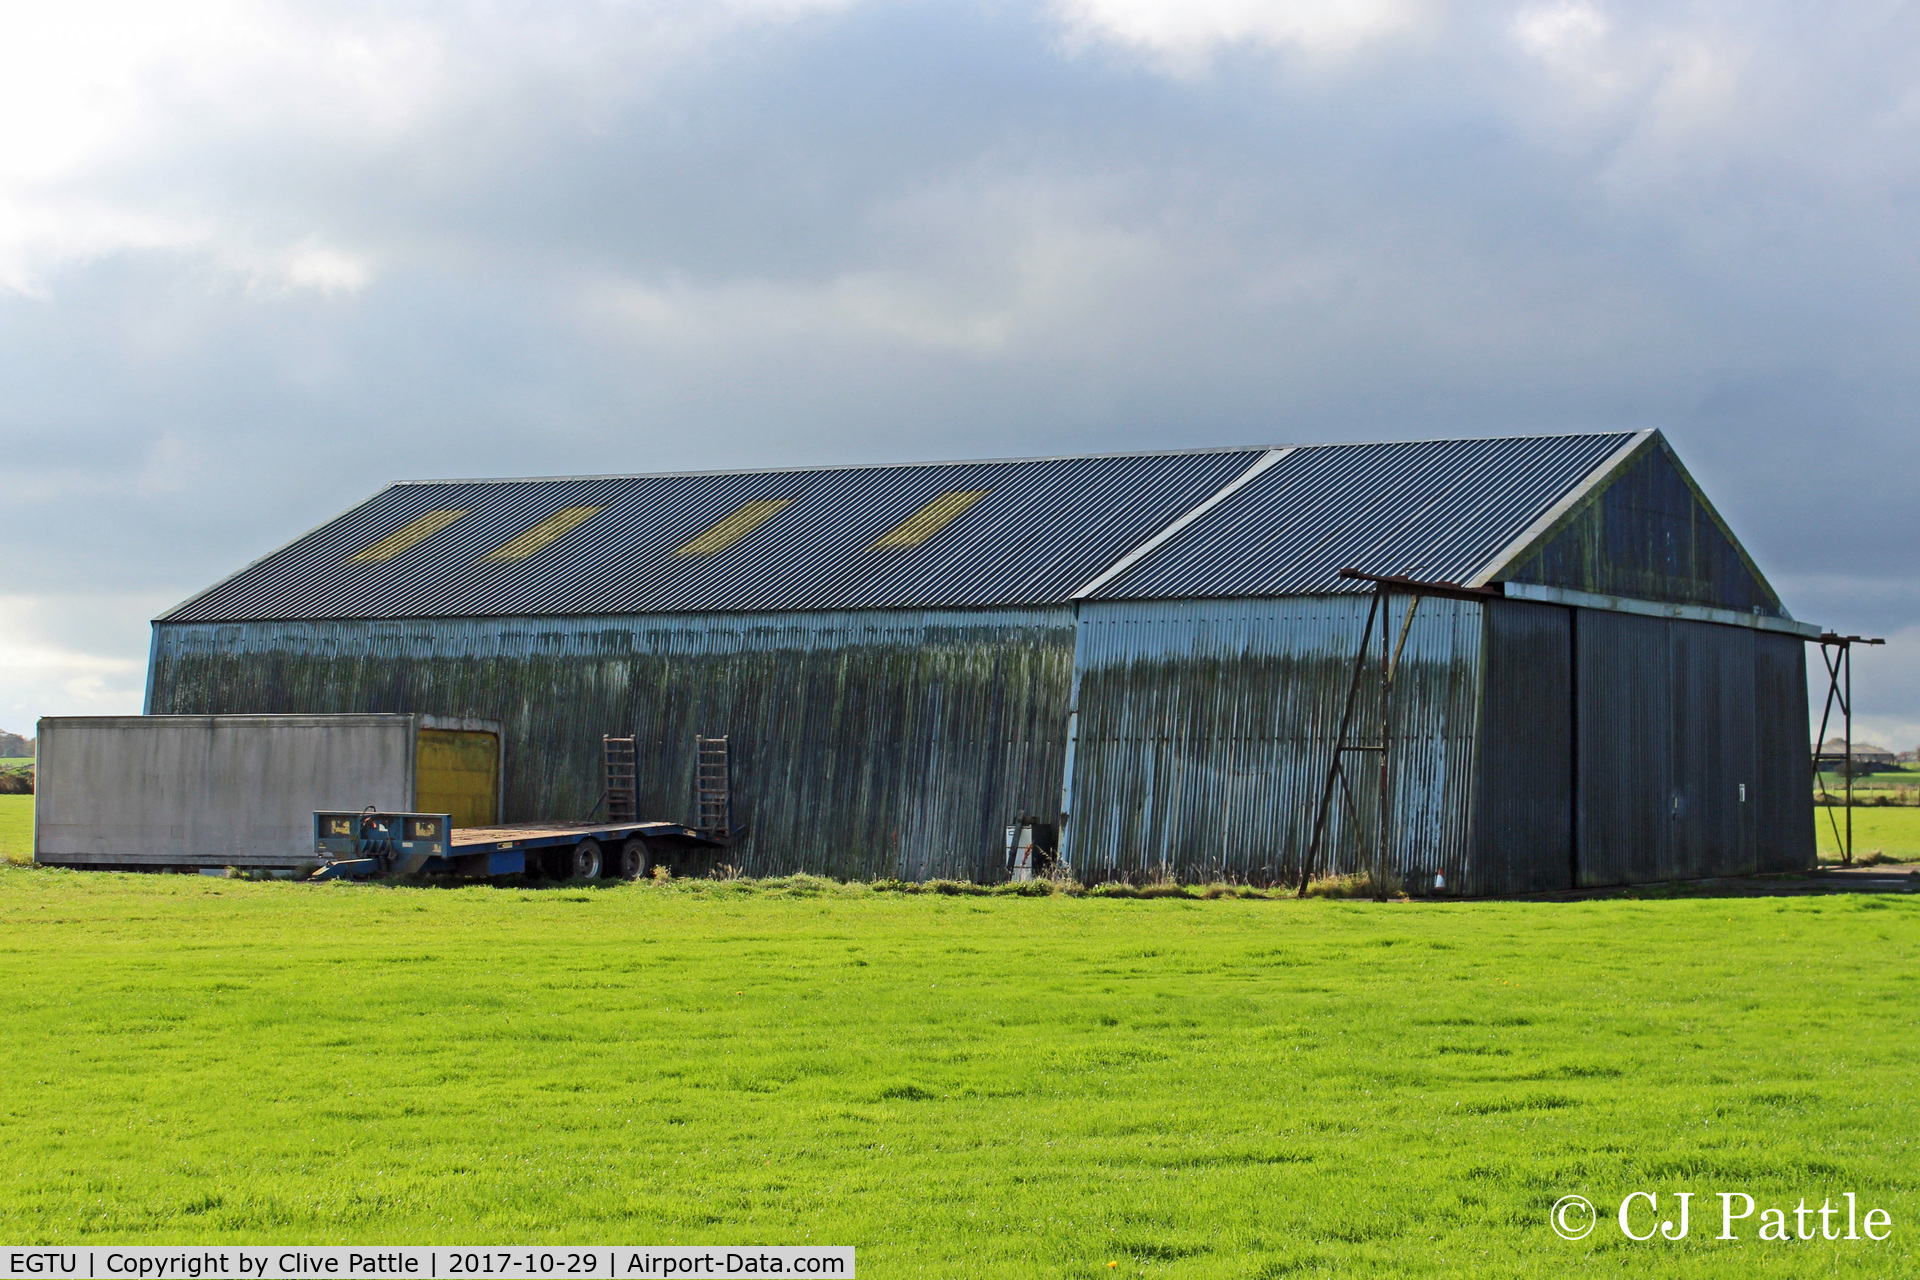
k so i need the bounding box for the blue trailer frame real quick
[310,811,719,880]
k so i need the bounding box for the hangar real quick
[145,429,1816,892]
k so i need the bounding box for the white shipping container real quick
[34,714,501,870]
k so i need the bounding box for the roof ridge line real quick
[390,444,1269,486]
[385,430,1640,488]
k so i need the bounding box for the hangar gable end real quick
[1488,434,1785,617]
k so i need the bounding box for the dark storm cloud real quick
[4,0,1918,736]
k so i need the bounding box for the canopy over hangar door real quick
[415,728,500,828]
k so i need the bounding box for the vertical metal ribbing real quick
[1302,592,1380,892]
[1070,596,1480,889]
[1057,603,1086,875]
[147,607,1076,882]
[142,625,161,716]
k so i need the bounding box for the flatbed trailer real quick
[450,821,718,879]
[311,812,720,881]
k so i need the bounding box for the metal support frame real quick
[1299,569,1500,896]
[1810,633,1885,867]
[1300,589,1378,895]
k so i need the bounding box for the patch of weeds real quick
[872,1082,936,1101]
[1300,872,1405,899]
[1518,1063,1623,1080]
[1462,1094,1581,1114]
[1111,1239,1213,1261]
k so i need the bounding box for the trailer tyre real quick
[614,837,649,879]
[568,838,603,881]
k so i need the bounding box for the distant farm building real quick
[1816,739,1897,768]
[146,430,1816,892]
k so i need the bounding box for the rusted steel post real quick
[1376,581,1391,900]
[1299,590,1380,895]
[1379,592,1420,898]
[1812,641,1847,859]
[1810,634,1883,869]
[1310,568,1496,899]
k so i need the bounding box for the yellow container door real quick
[415,729,499,828]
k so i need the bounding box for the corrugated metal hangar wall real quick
[147,430,1818,892]
[151,610,1074,882]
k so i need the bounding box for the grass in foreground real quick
[0,868,1913,1277]
[0,794,30,861]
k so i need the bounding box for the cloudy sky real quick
[4,0,1918,745]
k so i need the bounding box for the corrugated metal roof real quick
[160,432,1644,623]
[163,450,1263,622]
[1086,432,1638,600]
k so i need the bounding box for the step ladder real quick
[694,736,730,841]
[603,736,637,823]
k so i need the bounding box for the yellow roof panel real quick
[485,506,604,561]
[869,490,990,550]
[675,498,795,556]
[350,509,469,563]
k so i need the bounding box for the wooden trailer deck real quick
[450,820,711,850]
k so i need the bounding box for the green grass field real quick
[1814,804,1920,859]
[0,794,30,861]
[0,868,1913,1275]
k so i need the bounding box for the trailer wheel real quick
[614,837,649,879]
[568,838,603,880]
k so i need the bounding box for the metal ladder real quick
[603,736,637,823]
[694,736,730,841]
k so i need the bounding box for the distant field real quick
[0,795,29,861]
[1815,803,1920,859]
[0,867,1912,1275]
[1815,763,1920,794]
[0,757,30,767]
